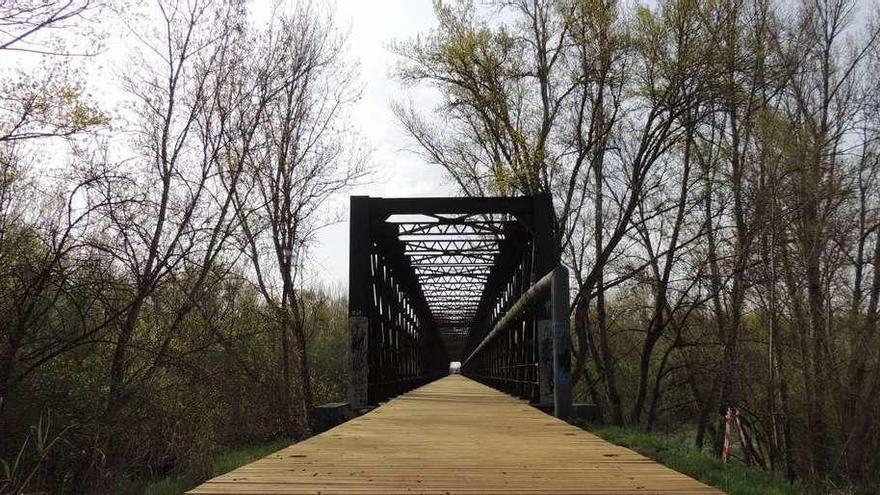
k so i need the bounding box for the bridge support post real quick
[551,265,572,419]
[348,196,371,410]
[533,194,556,409]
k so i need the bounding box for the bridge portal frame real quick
[347,195,562,413]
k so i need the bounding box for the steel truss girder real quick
[408,253,497,264]
[422,282,485,287]
[417,274,489,283]
[403,239,500,252]
[395,221,510,237]
[415,266,490,274]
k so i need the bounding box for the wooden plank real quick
[188,376,722,494]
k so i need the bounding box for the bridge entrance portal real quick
[348,195,571,418]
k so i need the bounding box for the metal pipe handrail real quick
[462,267,557,367]
[462,265,571,418]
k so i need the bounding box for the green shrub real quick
[578,423,801,495]
[139,438,291,495]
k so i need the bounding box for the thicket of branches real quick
[396,0,880,486]
[0,1,359,492]
[6,0,880,492]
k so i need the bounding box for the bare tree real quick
[84,0,253,472]
[232,1,367,434]
[0,0,100,54]
[0,1,106,143]
[772,0,880,473]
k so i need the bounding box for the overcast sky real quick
[304,0,455,289]
[6,1,453,291]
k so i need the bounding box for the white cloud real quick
[305,0,456,289]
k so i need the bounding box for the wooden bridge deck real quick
[188,375,721,494]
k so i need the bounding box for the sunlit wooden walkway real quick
[189,375,721,494]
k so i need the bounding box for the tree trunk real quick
[291,297,313,433]
[277,307,298,437]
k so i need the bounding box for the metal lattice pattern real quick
[392,216,517,360]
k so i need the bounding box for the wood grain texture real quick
[188,375,722,494]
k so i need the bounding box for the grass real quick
[130,425,866,495]
[137,438,291,495]
[573,422,864,495]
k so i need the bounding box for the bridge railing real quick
[348,197,449,410]
[461,265,572,418]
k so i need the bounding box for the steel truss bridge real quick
[188,195,721,495]
[347,195,572,416]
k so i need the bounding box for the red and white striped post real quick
[722,407,735,462]
[733,407,751,464]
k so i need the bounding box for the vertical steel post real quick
[551,265,572,419]
[532,194,556,407]
[348,196,371,410]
